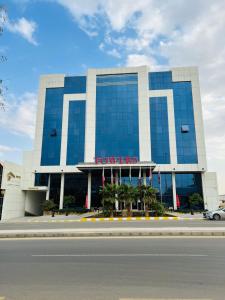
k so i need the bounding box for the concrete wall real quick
[202,172,219,210]
[21,151,35,190]
[1,181,25,220]
[25,191,45,216]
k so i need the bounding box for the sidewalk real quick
[0,212,95,223]
[169,212,203,219]
[0,226,224,238]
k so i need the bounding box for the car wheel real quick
[213,214,221,221]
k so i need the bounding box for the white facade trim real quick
[138,66,151,161]
[59,173,65,209]
[172,172,177,210]
[34,74,65,170]
[149,89,177,166]
[60,93,86,166]
[84,69,96,162]
[171,67,207,170]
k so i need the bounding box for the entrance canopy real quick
[77,161,156,173]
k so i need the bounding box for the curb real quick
[80,217,204,222]
[12,216,204,223]
[0,230,224,239]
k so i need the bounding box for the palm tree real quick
[117,184,138,217]
[137,184,147,211]
[143,186,158,217]
[99,183,117,217]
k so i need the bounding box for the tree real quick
[151,201,165,216]
[117,184,138,217]
[63,195,75,209]
[42,199,56,212]
[99,183,117,217]
[142,186,158,217]
[188,193,203,212]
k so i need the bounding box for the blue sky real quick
[0,0,225,193]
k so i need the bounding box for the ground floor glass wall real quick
[175,173,203,209]
[64,173,87,208]
[37,171,203,210]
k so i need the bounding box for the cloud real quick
[126,54,157,68]
[56,0,225,193]
[0,92,37,139]
[6,17,38,45]
[0,145,20,157]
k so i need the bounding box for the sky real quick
[0,0,224,194]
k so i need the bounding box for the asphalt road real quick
[0,238,225,300]
[0,219,225,230]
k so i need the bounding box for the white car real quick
[206,208,225,220]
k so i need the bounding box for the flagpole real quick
[129,166,132,185]
[149,166,152,186]
[111,167,113,184]
[102,167,105,188]
[119,167,122,185]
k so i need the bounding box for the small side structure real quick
[0,153,46,220]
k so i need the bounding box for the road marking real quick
[32,253,208,257]
[120,298,212,300]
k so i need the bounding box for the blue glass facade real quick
[34,173,49,186]
[66,101,86,165]
[173,82,198,163]
[95,74,139,158]
[149,71,198,164]
[150,97,170,164]
[146,173,173,207]
[41,88,64,166]
[175,173,203,209]
[64,76,86,94]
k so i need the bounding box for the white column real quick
[59,173,65,209]
[85,69,96,162]
[87,172,92,209]
[143,170,147,186]
[143,170,147,211]
[46,174,51,201]
[115,170,119,210]
[172,172,177,210]
[138,66,151,161]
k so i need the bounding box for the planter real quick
[43,211,52,216]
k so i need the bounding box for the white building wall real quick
[25,191,45,216]
[21,151,35,190]
[202,172,219,210]
[1,180,25,220]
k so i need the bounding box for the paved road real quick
[0,219,225,230]
[0,237,225,300]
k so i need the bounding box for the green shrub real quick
[189,193,203,210]
[42,199,56,212]
[63,195,75,209]
[151,201,165,216]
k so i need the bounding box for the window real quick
[149,71,198,164]
[41,88,64,166]
[181,125,189,133]
[66,101,86,165]
[150,97,170,164]
[95,73,139,158]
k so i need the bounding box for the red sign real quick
[95,156,138,164]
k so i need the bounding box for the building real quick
[0,66,219,220]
